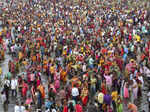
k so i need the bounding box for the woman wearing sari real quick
[131,79,138,103]
[50,63,55,82]
[11,62,15,74]
[0,48,4,60]
[123,81,129,99]
[22,80,28,100]
[37,83,45,100]
[60,68,67,83]
[31,85,36,104]
[116,96,123,112]
[54,71,60,90]
[80,83,88,106]
[36,76,41,88]
[101,80,107,95]
[43,58,48,73]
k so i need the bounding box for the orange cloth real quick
[38,85,45,99]
[128,103,137,112]
[43,60,48,69]
[32,55,36,62]
[60,70,67,82]
[19,52,23,60]
[1,50,4,59]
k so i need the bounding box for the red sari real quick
[63,105,68,112]
[75,104,83,112]
[101,82,107,95]
[22,82,28,98]
[36,79,41,87]
[80,87,88,106]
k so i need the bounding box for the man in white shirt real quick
[20,102,25,112]
[14,102,20,112]
[11,77,18,97]
[71,85,79,103]
[51,109,57,112]
[82,63,86,73]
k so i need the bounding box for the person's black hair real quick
[1,91,4,94]
[16,101,19,105]
[21,102,24,105]
[89,101,93,105]
[25,105,28,109]
[68,102,74,111]
[112,87,116,91]
[37,110,42,112]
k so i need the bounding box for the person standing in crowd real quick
[11,77,18,98]
[111,88,118,112]
[75,101,83,112]
[71,85,79,103]
[3,77,10,103]
[1,91,7,112]
[131,78,138,103]
[20,102,26,112]
[97,90,104,111]
[14,102,20,112]
[90,75,97,97]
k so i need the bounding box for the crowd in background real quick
[0,0,150,112]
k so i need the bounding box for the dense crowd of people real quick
[0,0,150,112]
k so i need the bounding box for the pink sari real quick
[54,80,60,89]
[54,74,60,89]
[36,79,41,87]
[124,83,129,98]
[6,32,10,39]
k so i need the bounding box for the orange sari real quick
[60,70,67,82]
[37,85,45,99]
[32,55,36,62]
